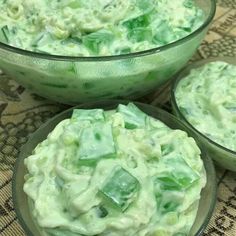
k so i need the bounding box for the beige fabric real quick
[0,1,236,235]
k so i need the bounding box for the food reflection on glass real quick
[23,103,206,236]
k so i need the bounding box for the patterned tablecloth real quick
[0,1,236,235]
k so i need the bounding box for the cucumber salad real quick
[24,103,206,236]
[0,0,204,56]
[175,61,236,151]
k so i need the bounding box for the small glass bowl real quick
[171,57,236,171]
[0,0,216,104]
[12,100,216,236]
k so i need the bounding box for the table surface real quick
[1,1,236,235]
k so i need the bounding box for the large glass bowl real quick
[12,100,216,236]
[0,0,216,105]
[171,56,236,172]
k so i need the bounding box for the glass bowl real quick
[171,57,236,171]
[12,100,216,236]
[1,0,216,105]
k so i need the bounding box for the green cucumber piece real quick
[161,144,174,156]
[0,25,10,44]
[31,32,53,48]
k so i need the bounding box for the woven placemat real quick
[0,1,236,235]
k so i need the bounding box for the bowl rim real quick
[171,56,236,156]
[12,100,217,236]
[1,0,216,62]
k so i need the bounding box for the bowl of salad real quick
[171,57,236,171]
[12,100,216,236]
[0,0,216,104]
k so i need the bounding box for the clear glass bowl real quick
[171,57,236,171]
[12,100,216,236]
[0,0,216,105]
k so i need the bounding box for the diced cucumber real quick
[117,103,147,129]
[162,201,179,213]
[96,205,108,218]
[0,25,10,44]
[31,32,53,48]
[99,166,140,211]
[161,144,174,156]
[78,123,116,164]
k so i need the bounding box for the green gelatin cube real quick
[100,166,140,211]
[127,27,152,43]
[72,109,105,123]
[156,175,183,191]
[82,30,114,54]
[123,14,150,29]
[78,123,116,163]
[137,0,154,12]
[117,103,147,129]
[165,156,200,189]
[153,20,176,44]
